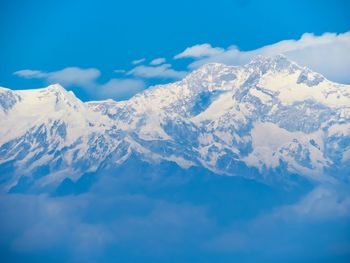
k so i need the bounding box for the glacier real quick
[1,55,350,193]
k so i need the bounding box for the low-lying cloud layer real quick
[0,172,349,263]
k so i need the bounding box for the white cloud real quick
[131,58,146,65]
[98,78,145,100]
[13,31,350,102]
[150,57,166,65]
[47,68,100,87]
[14,67,101,87]
[174,43,224,59]
[14,69,47,78]
[128,64,187,79]
[285,184,350,219]
[174,32,350,84]
[14,67,144,100]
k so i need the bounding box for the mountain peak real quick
[246,54,298,71]
[183,62,237,85]
[45,83,67,93]
[184,55,301,86]
[197,62,231,69]
[187,62,235,76]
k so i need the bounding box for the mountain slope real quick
[1,55,350,192]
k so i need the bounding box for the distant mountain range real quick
[1,55,350,193]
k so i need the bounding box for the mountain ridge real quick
[1,55,350,192]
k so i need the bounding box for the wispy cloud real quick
[98,78,145,100]
[128,64,187,79]
[174,43,224,59]
[131,58,146,65]
[14,67,144,100]
[174,32,350,83]
[150,57,166,65]
[13,69,47,78]
[14,67,101,87]
[13,31,350,101]
[282,184,350,219]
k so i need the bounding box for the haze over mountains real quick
[1,55,350,193]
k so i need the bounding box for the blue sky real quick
[1,0,350,101]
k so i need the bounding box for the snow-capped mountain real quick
[1,55,350,192]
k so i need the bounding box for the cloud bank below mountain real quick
[1,172,349,263]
